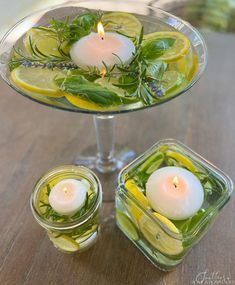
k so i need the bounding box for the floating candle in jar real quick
[49,179,87,216]
[70,21,135,69]
[146,167,204,220]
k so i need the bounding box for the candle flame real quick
[63,187,68,193]
[173,176,179,188]
[97,21,105,40]
[100,67,107,78]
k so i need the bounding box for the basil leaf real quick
[142,38,176,60]
[72,13,98,30]
[146,61,167,79]
[56,75,123,107]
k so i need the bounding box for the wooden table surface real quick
[0,32,235,285]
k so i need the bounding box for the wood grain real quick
[0,32,235,285]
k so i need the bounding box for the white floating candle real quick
[49,179,87,216]
[146,167,204,220]
[70,22,135,69]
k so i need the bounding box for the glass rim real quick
[118,138,233,241]
[0,0,208,115]
[30,164,102,231]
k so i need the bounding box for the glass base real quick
[74,146,137,201]
[74,147,136,173]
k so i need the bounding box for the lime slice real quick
[75,225,98,242]
[116,210,139,241]
[161,71,185,93]
[102,12,142,38]
[139,214,183,255]
[24,28,65,57]
[146,155,164,175]
[76,231,98,250]
[95,77,138,104]
[95,77,127,96]
[48,232,80,252]
[166,152,198,173]
[143,31,190,62]
[139,151,164,172]
[11,66,65,97]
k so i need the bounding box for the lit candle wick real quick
[97,21,105,40]
[63,187,68,193]
[173,176,179,189]
[100,68,106,78]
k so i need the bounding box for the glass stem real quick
[93,115,116,173]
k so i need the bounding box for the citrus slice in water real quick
[138,151,164,173]
[166,152,198,173]
[48,232,80,252]
[125,179,149,206]
[65,94,106,111]
[125,179,149,223]
[161,70,185,93]
[139,213,183,255]
[24,28,65,57]
[116,210,139,241]
[76,231,98,250]
[11,66,65,97]
[102,12,142,38]
[143,31,190,62]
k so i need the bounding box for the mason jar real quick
[31,165,102,253]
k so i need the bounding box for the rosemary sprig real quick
[49,11,102,45]
[9,41,72,71]
[39,184,98,223]
[8,10,178,105]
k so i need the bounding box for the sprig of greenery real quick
[9,10,101,71]
[49,11,101,46]
[9,36,72,71]
[8,10,179,105]
[39,184,98,223]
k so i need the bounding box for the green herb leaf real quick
[49,11,101,46]
[56,75,124,107]
[142,38,176,60]
[146,61,167,79]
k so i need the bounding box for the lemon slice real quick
[143,31,190,62]
[139,213,183,255]
[102,12,142,38]
[48,232,80,252]
[24,28,64,57]
[125,179,149,223]
[116,210,139,241]
[65,94,107,111]
[153,212,179,233]
[166,152,198,173]
[125,179,149,206]
[11,66,65,97]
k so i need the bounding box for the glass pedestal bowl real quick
[0,1,207,177]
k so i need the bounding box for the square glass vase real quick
[115,139,233,271]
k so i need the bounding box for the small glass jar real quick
[30,165,102,253]
[116,139,233,271]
